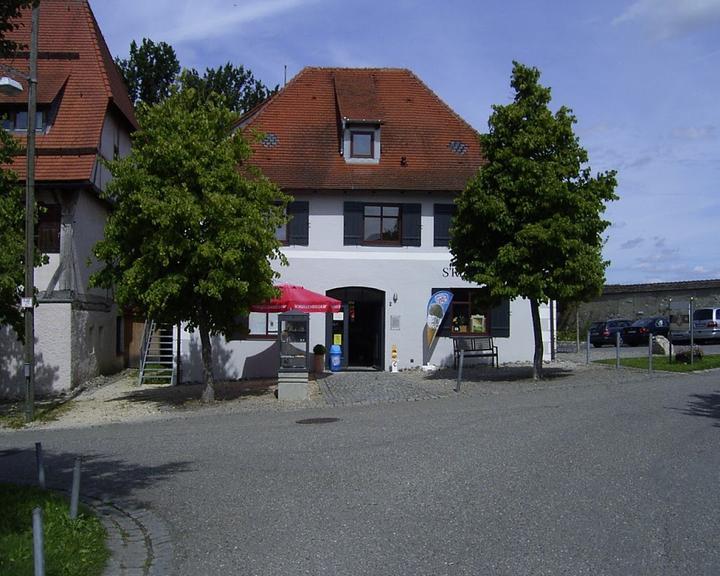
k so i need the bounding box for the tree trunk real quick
[530,298,544,380]
[199,318,215,402]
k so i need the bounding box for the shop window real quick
[248,312,279,339]
[275,201,309,246]
[36,203,61,254]
[434,204,456,247]
[344,202,421,246]
[432,288,511,338]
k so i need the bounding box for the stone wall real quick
[559,280,720,334]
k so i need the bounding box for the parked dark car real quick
[621,317,670,346]
[589,319,632,347]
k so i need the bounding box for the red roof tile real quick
[241,67,484,191]
[0,0,137,183]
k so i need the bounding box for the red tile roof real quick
[241,67,484,191]
[0,0,137,183]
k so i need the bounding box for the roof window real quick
[350,131,374,158]
[343,123,381,164]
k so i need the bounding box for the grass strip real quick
[595,354,720,372]
[0,483,108,576]
[0,400,75,430]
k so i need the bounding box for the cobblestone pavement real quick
[316,360,601,406]
[92,497,173,576]
[318,370,451,406]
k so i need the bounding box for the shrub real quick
[675,346,703,364]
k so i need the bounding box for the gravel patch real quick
[1,359,610,431]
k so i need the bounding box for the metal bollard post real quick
[615,331,621,369]
[648,334,653,374]
[35,442,45,489]
[586,331,590,365]
[455,349,464,392]
[690,298,695,367]
[69,457,81,520]
[33,507,45,576]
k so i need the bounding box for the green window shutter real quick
[401,203,421,246]
[433,204,455,247]
[344,202,364,245]
[287,201,309,246]
[490,299,510,338]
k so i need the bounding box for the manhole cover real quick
[296,417,340,425]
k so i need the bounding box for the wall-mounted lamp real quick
[392,292,398,303]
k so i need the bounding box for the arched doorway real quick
[326,287,385,370]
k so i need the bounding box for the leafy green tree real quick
[0,1,32,336]
[450,62,617,379]
[0,130,25,338]
[179,64,278,114]
[115,38,180,106]
[0,0,32,57]
[92,87,289,401]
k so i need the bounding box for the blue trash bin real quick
[329,344,342,372]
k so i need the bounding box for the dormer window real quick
[350,131,374,158]
[343,121,381,164]
[1,107,46,132]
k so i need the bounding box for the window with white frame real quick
[343,123,381,163]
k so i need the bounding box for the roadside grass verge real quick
[595,354,720,372]
[0,483,108,576]
[0,400,75,429]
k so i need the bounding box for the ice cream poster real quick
[425,291,453,347]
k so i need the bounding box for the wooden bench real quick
[452,336,498,369]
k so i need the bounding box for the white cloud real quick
[613,0,720,38]
[671,126,717,141]
[160,0,321,44]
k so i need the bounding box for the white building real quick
[0,0,136,397]
[181,68,552,381]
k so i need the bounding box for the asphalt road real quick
[2,368,719,576]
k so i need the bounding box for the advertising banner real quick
[425,291,454,348]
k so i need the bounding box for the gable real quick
[0,0,137,183]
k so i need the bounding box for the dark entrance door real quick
[326,287,385,370]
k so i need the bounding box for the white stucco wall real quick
[72,190,113,299]
[180,191,554,382]
[94,112,132,191]
[0,303,70,398]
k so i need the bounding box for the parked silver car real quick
[691,308,720,343]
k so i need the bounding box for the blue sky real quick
[91,0,720,285]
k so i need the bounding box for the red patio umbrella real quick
[250,284,342,313]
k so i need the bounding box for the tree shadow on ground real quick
[678,391,720,427]
[424,364,575,383]
[0,447,193,507]
[115,379,277,410]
